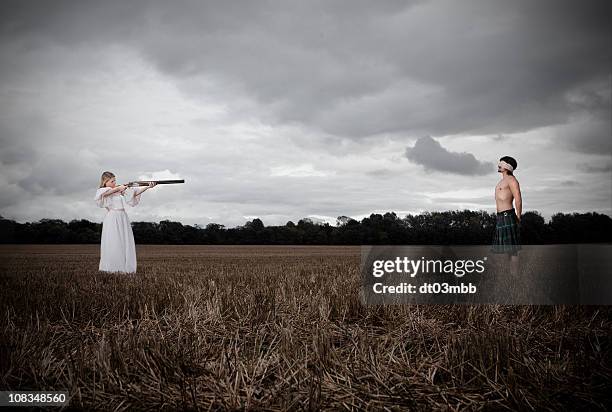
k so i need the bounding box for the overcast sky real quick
[0,0,610,228]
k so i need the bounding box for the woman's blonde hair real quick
[99,171,116,188]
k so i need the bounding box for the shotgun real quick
[121,179,185,187]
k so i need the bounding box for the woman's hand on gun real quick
[140,182,157,193]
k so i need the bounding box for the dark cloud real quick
[1,0,609,141]
[557,118,612,154]
[404,136,493,175]
[559,180,579,186]
[577,162,612,173]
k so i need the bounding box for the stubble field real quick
[1,244,610,411]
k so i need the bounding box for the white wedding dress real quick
[93,187,142,274]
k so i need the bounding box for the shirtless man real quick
[495,157,522,220]
[492,156,522,272]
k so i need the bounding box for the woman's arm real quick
[124,183,155,207]
[135,182,157,195]
[101,185,126,197]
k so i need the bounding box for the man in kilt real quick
[492,156,522,273]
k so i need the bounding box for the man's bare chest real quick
[495,183,511,193]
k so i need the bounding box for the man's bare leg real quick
[509,253,519,277]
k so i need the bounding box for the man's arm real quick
[509,178,522,221]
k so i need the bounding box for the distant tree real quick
[383,212,398,221]
[520,211,547,244]
[206,223,225,231]
[245,218,264,231]
[0,217,17,243]
[158,220,185,244]
[298,218,314,227]
[32,219,71,243]
[336,216,355,226]
[68,219,100,243]
[1,209,610,245]
[132,222,159,243]
[548,212,612,243]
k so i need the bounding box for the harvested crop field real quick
[1,244,610,410]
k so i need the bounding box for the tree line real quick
[0,210,610,245]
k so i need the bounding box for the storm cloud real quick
[2,0,610,138]
[405,136,493,175]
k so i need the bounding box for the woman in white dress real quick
[94,171,156,274]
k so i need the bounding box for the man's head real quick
[498,156,517,175]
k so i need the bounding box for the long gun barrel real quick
[122,179,185,187]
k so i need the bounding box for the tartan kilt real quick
[491,209,521,255]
